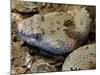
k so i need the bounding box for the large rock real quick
[12,0,39,13]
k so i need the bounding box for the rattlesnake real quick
[18,7,91,55]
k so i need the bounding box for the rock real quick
[11,12,23,23]
[11,42,32,67]
[11,65,27,74]
[29,59,57,73]
[11,0,16,11]
[18,7,91,55]
[12,1,39,13]
[62,44,96,71]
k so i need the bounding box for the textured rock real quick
[11,42,32,67]
[18,7,91,55]
[30,59,57,73]
[12,1,38,13]
[11,65,27,74]
[11,13,23,23]
[62,44,96,71]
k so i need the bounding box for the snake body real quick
[62,44,96,71]
[18,7,91,55]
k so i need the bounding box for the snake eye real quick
[31,33,42,40]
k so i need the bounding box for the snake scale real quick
[62,44,96,71]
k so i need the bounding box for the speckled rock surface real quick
[11,65,28,74]
[30,59,57,73]
[62,44,96,71]
[11,41,32,67]
[12,0,39,13]
[11,12,23,23]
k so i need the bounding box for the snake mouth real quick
[20,30,42,39]
[19,30,43,44]
[18,29,71,55]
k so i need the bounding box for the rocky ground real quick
[11,0,96,74]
